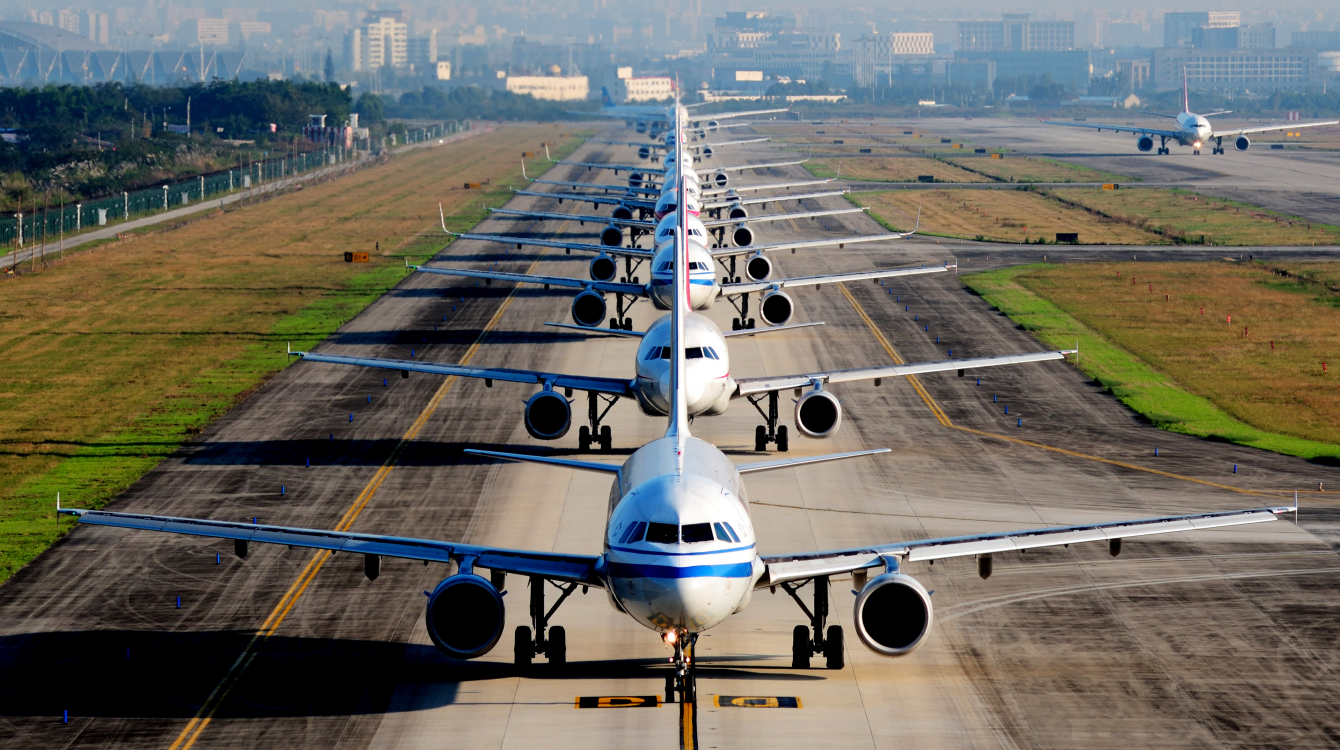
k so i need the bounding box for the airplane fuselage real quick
[1172,111,1213,147]
[633,313,734,417]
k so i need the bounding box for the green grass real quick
[962,264,1340,461]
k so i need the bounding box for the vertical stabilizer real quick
[1182,67,1190,113]
[664,95,690,465]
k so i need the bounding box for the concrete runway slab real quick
[1,126,1339,749]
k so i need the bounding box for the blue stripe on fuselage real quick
[609,543,755,556]
[608,561,753,578]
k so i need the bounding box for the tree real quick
[354,93,385,125]
[324,49,335,84]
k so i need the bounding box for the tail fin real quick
[1182,67,1190,113]
[602,87,615,107]
[665,94,690,462]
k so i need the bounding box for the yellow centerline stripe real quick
[838,283,1289,499]
[168,231,560,750]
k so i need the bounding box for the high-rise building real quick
[407,30,438,68]
[58,9,80,34]
[1154,47,1314,90]
[344,28,362,71]
[187,19,229,46]
[359,14,408,70]
[958,14,1073,52]
[86,11,109,44]
[1291,31,1340,51]
[1163,12,1239,48]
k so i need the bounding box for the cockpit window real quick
[681,523,714,543]
[720,522,741,543]
[645,522,679,544]
[658,262,672,272]
[686,347,703,359]
[618,521,647,544]
[713,523,733,542]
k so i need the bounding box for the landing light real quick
[664,631,677,644]
[1193,142,1201,148]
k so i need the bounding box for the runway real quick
[2,126,1340,749]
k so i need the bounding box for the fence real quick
[2,120,463,248]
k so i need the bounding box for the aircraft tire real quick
[776,425,789,452]
[579,426,591,451]
[791,625,811,669]
[755,426,767,452]
[514,626,533,670]
[825,626,845,670]
[600,426,612,451]
[548,626,567,667]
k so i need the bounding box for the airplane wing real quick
[488,207,655,228]
[553,159,664,175]
[710,233,912,259]
[701,189,847,209]
[701,207,867,229]
[449,232,655,259]
[511,189,652,209]
[542,320,823,339]
[1038,119,1184,139]
[1214,119,1340,137]
[527,179,660,196]
[756,506,1290,587]
[703,158,808,173]
[722,262,947,297]
[701,178,835,196]
[294,350,635,397]
[734,348,1071,396]
[58,508,605,586]
[412,264,646,296]
[690,107,790,120]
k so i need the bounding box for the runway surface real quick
[2,126,1340,749]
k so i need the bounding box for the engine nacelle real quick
[628,172,646,189]
[713,172,729,188]
[1137,136,1154,152]
[638,145,652,160]
[589,254,617,282]
[635,121,648,134]
[425,574,506,659]
[612,205,634,221]
[853,572,933,657]
[523,390,572,440]
[732,223,754,247]
[571,290,607,328]
[1235,135,1250,152]
[707,120,720,132]
[600,224,624,247]
[728,205,748,220]
[794,388,841,437]
[701,146,715,159]
[759,290,792,325]
[745,253,772,281]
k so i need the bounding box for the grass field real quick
[945,156,1131,184]
[805,157,989,183]
[0,123,591,583]
[856,189,1162,243]
[963,262,1340,461]
[1048,188,1340,246]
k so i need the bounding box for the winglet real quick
[55,492,59,512]
[545,144,554,163]
[439,202,448,234]
[834,160,842,180]
[1295,490,1300,525]
[521,159,529,180]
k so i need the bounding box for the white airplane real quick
[58,111,1293,703]
[1042,72,1338,155]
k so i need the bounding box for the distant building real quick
[86,11,108,45]
[958,14,1073,52]
[888,32,935,56]
[408,30,438,67]
[436,61,451,80]
[715,12,796,35]
[238,22,271,40]
[505,75,589,100]
[1163,12,1240,48]
[1117,58,1151,89]
[57,10,79,34]
[616,75,673,101]
[1153,47,1316,91]
[347,13,407,71]
[185,19,229,46]
[957,50,1091,91]
[1193,23,1274,50]
[1291,31,1340,51]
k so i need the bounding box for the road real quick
[1,127,1339,750]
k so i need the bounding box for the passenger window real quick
[645,522,679,544]
[713,523,731,542]
[681,523,714,543]
[721,522,741,543]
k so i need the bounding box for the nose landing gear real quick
[663,632,697,703]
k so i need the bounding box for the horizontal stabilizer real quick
[736,448,890,474]
[465,448,622,474]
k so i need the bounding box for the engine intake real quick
[702,146,715,159]
[707,120,719,132]
[524,390,571,440]
[728,205,748,220]
[612,205,634,221]
[1137,136,1154,153]
[628,172,646,189]
[1235,135,1250,152]
[745,253,772,281]
[732,224,754,247]
[571,291,606,328]
[759,290,793,326]
[638,145,651,160]
[713,172,729,188]
[589,254,617,282]
[600,224,623,247]
[794,388,841,437]
[425,574,506,659]
[853,572,933,657]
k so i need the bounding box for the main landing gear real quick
[513,575,582,671]
[728,289,756,331]
[663,632,697,703]
[609,292,638,331]
[1212,137,1224,155]
[1157,136,1170,155]
[747,391,789,452]
[779,576,844,669]
[577,391,617,452]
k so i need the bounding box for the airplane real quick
[543,143,806,189]
[58,107,1294,705]
[585,87,788,139]
[1041,70,1338,155]
[590,135,771,160]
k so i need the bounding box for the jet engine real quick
[638,145,652,160]
[1137,136,1154,152]
[707,120,720,132]
[635,121,648,134]
[728,204,748,220]
[628,172,646,189]
[612,205,634,221]
[589,254,617,282]
[600,224,624,246]
[702,146,715,159]
[713,172,729,188]
[732,224,754,247]
[853,572,933,657]
[794,388,841,437]
[759,290,792,325]
[571,290,607,328]
[523,390,572,440]
[424,574,506,659]
[1235,135,1250,152]
[745,253,772,281]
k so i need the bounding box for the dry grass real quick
[806,157,989,183]
[945,156,1130,184]
[1049,188,1340,246]
[859,188,1162,243]
[1008,261,1340,449]
[0,123,591,582]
